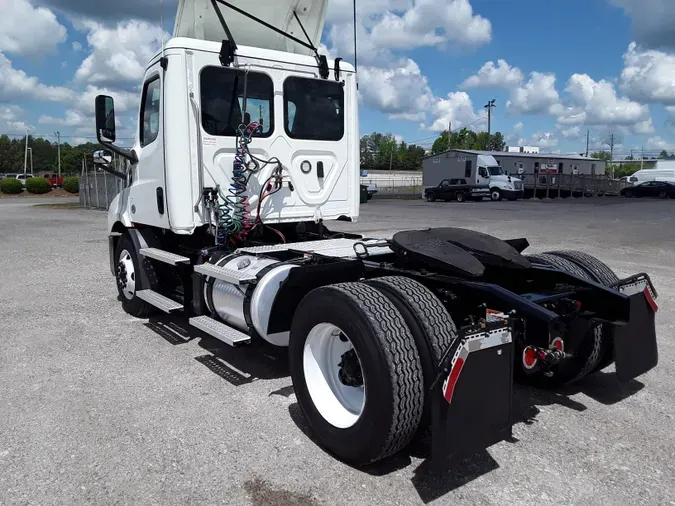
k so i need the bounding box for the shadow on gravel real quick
[144,315,289,386]
[559,371,645,405]
[289,376,638,504]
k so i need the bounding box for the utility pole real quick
[55,131,61,179]
[585,129,589,157]
[609,133,615,180]
[23,129,28,177]
[484,99,496,137]
[448,122,452,134]
[641,146,644,170]
[389,147,393,171]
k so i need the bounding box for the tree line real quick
[0,135,104,176]
[360,128,507,172]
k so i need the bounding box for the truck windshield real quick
[200,66,274,137]
[284,77,344,141]
[487,166,504,176]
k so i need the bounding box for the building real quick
[426,149,606,176]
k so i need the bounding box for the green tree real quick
[431,131,450,155]
[659,150,669,159]
[591,151,612,161]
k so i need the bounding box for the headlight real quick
[505,185,513,190]
[300,160,312,174]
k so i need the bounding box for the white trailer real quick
[94,0,660,467]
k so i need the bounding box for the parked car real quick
[15,174,34,186]
[366,183,377,199]
[40,172,64,187]
[425,178,490,202]
[2,173,18,180]
[621,180,675,199]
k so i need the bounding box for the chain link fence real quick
[79,159,127,210]
[361,175,423,196]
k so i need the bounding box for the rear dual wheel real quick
[289,278,455,465]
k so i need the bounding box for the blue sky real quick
[1,0,674,158]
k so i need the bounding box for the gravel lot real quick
[1,196,674,505]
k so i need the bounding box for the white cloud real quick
[75,20,168,87]
[560,126,582,139]
[620,43,675,105]
[505,121,524,144]
[72,41,83,52]
[368,0,492,51]
[517,131,559,150]
[0,105,33,133]
[608,0,675,50]
[0,53,74,103]
[38,109,89,127]
[558,73,650,128]
[460,59,523,89]
[424,91,483,132]
[0,0,67,58]
[645,136,675,151]
[506,72,561,115]
[358,59,435,121]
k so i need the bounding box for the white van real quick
[626,167,675,185]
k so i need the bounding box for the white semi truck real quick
[95,0,660,466]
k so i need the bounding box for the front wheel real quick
[624,190,633,198]
[289,282,424,466]
[426,193,436,202]
[114,233,157,318]
[490,188,503,201]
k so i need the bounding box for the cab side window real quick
[140,77,161,147]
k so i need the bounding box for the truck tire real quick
[366,276,457,438]
[426,192,436,202]
[544,250,619,373]
[114,232,157,318]
[456,191,466,202]
[289,282,424,466]
[490,188,503,201]
[524,253,604,387]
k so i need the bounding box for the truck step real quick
[140,248,190,265]
[136,289,184,313]
[189,316,251,347]
[194,263,257,285]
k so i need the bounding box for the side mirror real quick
[93,150,113,165]
[95,95,116,143]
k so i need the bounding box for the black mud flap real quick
[613,288,658,381]
[430,318,514,461]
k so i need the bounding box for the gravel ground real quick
[1,196,674,505]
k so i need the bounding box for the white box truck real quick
[423,150,524,201]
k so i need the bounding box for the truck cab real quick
[475,154,523,201]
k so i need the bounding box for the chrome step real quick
[194,263,257,285]
[136,289,183,313]
[140,248,190,265]
[189,316,251,346]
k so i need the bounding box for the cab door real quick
[127,64,169,228]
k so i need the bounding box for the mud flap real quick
[613,288,658,381]
[430,319,514,461]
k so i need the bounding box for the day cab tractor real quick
[94,0,660,466]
